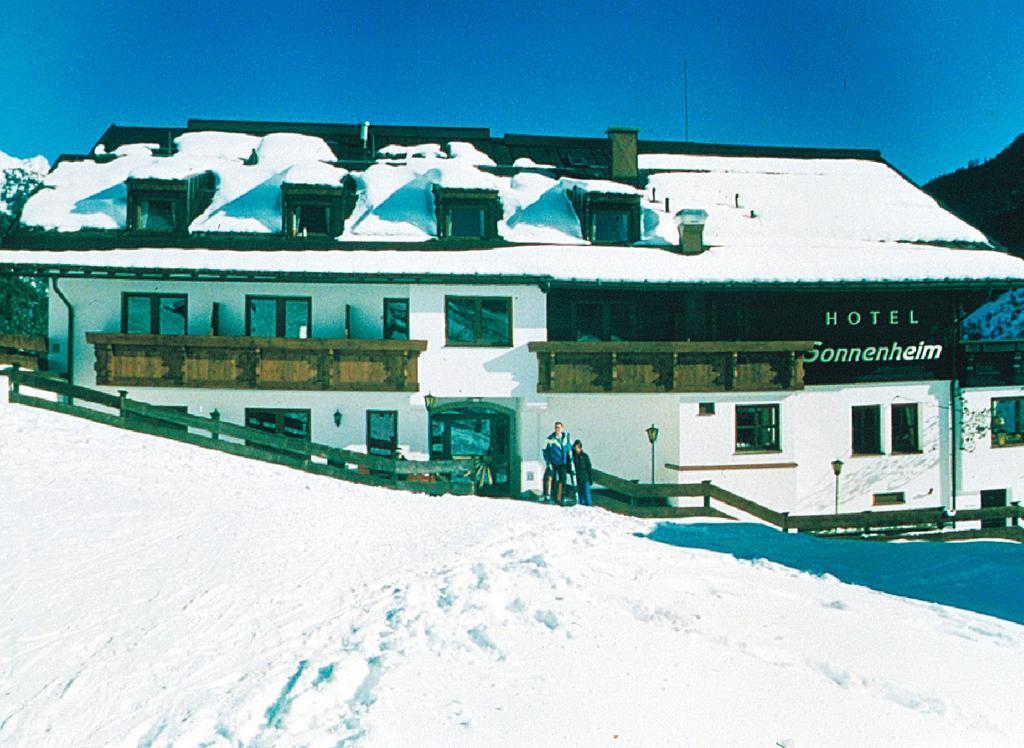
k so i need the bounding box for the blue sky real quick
[2,0,1022,183]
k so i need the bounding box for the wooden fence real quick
[0,335,47,370]
[3,366,478,496]
[591,468,1023,540]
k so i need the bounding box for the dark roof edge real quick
[1,263,1021,292]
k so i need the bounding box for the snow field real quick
[1,391,1023,746]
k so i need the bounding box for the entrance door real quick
[430,407,512,496]
[980,489,1008,529]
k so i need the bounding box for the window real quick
[991,397,1024,446]
[570,188,641,244]
[136,199,176,231]
[698,402,716,416]
[245,408,311,455]
[447,205,486,239]
[383,298,409,340]
[445,296,512,347]
[282,183,351,238]
[891,403,920,453]
[873,491,906,506]
[122,294,188,335]
[591,208,631,244]
[735,404,780,452]
[126,173,215,235]
[292,203,330,236]
[367,410,399,457]
[246,296,311,338]
[433,187,501,240]
[573,301,636,341]
[851,405,882,455]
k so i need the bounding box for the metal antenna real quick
[684,59,690,141]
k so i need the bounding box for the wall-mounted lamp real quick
[424,393,437,411]
[333,409,343,428]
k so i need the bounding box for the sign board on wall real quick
[795,298,952,385]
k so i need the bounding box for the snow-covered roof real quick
[13,129,990,249]
[2,242,1022,286]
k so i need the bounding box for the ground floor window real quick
[991,397,1024,446]
[872,491,906,506]
[122,293,188,335]
[244,408,311,441]
[891,403,920,453]
[851,405,882,455]
[735,404,780,452]
[366,410,398,457]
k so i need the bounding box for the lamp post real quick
[646,424,660,484]
[831,459,844,515]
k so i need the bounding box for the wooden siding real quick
[528,340,816,393]
[0,334,48,370]
[87,333,426,391]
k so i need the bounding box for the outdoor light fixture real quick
[424,393,437,411]
[831,459,844,516]
[646,424,659,483]
[333,409,343,428]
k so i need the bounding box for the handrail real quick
[590,463,1022,535]
[3,366,477,492]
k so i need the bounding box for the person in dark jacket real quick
[571,439,593,507]
[542,421,572,504]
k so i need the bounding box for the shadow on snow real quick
[640,522,1024,625]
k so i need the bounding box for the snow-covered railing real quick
[3,366,478,496]
[592,466,1023,540]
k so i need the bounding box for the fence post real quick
[701,480,711,509]
[9,362,19,398]
[118,389,128,422]
[210,409,220,441]
[781,512,789,533]
[1012,502,1021,528]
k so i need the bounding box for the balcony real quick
[86,334,427,391]
[527,340,816,393]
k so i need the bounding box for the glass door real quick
[430,408,512,496]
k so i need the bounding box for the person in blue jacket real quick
[542,421,573,505]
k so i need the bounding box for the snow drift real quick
[1,385,1023,746]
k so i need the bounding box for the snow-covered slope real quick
[963,288,1024,339]
[1,386,1023,746]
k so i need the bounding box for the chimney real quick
[607,127,639,181]
[676,209,708,254]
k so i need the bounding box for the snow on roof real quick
[10,130,997,256]
[639,154,987,246]
[2,242,1023,286]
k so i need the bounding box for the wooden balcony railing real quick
[86,333,427,391]
[527,340,816,393]
[0,334,48,370]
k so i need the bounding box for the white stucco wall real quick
[959,386,1024,510]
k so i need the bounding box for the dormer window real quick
[126,172,215,235]
[282,183,350,238]
[570,188,641,245]
[136,199,176,231]
[292,202,331,236]
[433,187,501,241]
